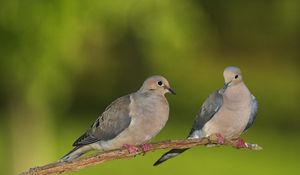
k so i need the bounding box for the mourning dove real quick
[154,66,258,166]
[61,75,175,161]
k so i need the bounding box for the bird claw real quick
[215,133,225,144]
[233,138,247,148]
[141,144,150,155]
[123,144,139,153]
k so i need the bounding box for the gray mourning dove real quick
[61,75,175,161]
[154,66,258,166]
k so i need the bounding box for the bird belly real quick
[202,106,251,139]
[105,99,169,150]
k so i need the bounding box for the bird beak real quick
[165,86,176,95]
[223,81,232,90]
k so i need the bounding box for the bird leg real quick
[215,133,225,144]
[140,144,150,155]
[206,133,225,147]
[122,144,139,153]
[232,137,247,148]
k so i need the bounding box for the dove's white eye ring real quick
[157,81,163,86]
[235,75,239,79]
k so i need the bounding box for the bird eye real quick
[157,81,163,86]
[235,75,239,79]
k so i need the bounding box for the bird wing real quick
[73,95,132,146]
[243,94,258,132]
[154,90,223,166]
[188,90,223,138]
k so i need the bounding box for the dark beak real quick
[167,87,176,95]
[223,81,232,90]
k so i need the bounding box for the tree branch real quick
[20,136,262,175]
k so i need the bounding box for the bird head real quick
[223,66,243,90]
[139,75,176,95]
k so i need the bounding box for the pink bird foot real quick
[215,133,225,144]
[141,144,150,155]
[123,144,139,153]
[233,138,247,148]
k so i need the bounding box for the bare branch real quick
[20,136,262,175]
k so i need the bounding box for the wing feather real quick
[73,95,132,146]
[243,95,258,132]
[188,90,223,138]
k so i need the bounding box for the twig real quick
[20,136,262,175]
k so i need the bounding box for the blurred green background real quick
[0,0,300,174]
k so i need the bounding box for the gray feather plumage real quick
[155,91,258,166]
[189,90,223,137]
[243,95,258,132]
[153,148,188,166]
[154,66,258,166]
[62,75,174,161]
[154,90,224,166]
[73,95,132,146]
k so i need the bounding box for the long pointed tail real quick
[153,148,189,166]
[60,146,87,162]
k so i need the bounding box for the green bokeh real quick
[0,0,299,174]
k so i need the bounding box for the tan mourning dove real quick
[154,66,258,166]
[61,75,175,161]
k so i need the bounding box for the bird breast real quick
[203,83,252,139]
[105,93,169,149]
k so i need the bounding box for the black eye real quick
[157,81,163,86]
[235,75,239,79]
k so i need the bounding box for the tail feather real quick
[60,146,85,161]
[153,148,189,166]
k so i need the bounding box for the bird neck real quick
[223,82,251,108]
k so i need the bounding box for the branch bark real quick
[20,136,262,175]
